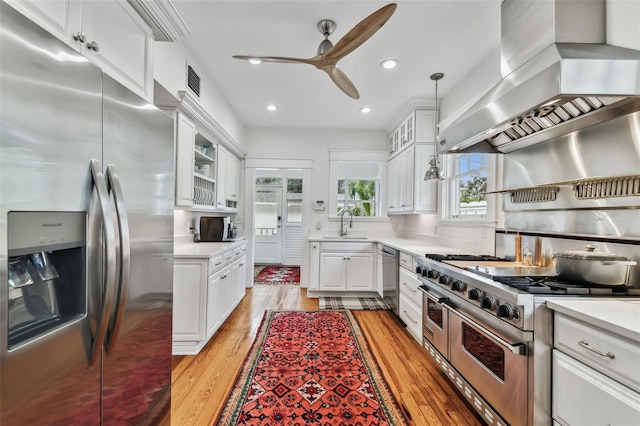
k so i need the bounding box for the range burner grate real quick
[493,276,640,296]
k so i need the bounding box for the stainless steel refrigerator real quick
[1,4,174,424]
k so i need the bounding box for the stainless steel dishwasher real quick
[381,246,399,315]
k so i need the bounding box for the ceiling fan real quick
[232,3,397,99]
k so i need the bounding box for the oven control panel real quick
[416,263,525,329]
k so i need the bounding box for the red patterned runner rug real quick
[254,265,300,285]
[216,310,409,425]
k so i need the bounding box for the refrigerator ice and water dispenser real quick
[7,211,86,350]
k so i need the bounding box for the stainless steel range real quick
[416,246,640,426]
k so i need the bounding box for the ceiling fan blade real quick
[233,55,316,65]
[325,3,397,62]
[325,66,360,99]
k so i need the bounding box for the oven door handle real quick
[443,304,528,356]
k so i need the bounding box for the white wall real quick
[607,0,640,50]
[154,40,246,149]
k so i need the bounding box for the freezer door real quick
[100,75,174,424]
[0,4,102,425]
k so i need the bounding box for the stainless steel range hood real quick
[438,0,640,154]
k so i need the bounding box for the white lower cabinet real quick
[551,310,640,425]
[231,254,247,306]
[552,350,640,426]
[173,243,247,355]
[309,242,320,291]
[398,261,422,342]
[317,242,374,292]
[172,258,207,343]
[206,265,231,340]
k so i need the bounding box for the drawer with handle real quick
[399,267,422,305]
[554,312,640,392]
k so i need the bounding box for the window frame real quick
[328,151,388,221]
[442,153,501,221]
[336,177,381,217]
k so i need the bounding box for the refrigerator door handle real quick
[104,164,130,355]
[89,159,117,366]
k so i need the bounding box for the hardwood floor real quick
[165,286,485,425]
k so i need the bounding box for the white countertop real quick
[174,239,246,259]
[546,299,640,343]
[308,235,472,258]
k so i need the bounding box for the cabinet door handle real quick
[578,340,615,359]
[86,41,100,52]
[221,274,227,279]
[73,32,86,43]
[215,262,222,266]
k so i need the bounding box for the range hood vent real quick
[438,0,640,154]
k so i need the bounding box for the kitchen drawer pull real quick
[403,310,418,325]
[578,340,615,359]
[402,282,417,293]
[215,262,222,266]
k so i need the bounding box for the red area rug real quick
[254,265,300,285]
[216,310,409,425]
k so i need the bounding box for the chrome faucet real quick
[339,210,353,236]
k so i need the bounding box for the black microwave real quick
[199,216,236,242]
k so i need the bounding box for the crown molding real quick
[174,91,247,158]
[127,0,190,42]
[384,97,436,134]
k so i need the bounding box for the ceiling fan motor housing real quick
[317,19,336,55]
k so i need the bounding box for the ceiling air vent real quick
[187,65,201,98]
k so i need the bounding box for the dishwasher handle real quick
[382,246,397,257]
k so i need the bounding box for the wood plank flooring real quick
[165,286,485,425]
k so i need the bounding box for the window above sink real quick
[328,151,389,221]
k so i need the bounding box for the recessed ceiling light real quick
[249,59,262,65]
[359,107,371,114]
[266,104,278,111]
[380,59,398,69]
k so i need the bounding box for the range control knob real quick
[422,269,429,277]
[481,296,496,310]
[451,280,466,292]
[468,288,482,300]
[438,275,449,285]
[416,266,423,275]
[497,304,514,319]
[428,269,438,279]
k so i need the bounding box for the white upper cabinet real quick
[175,112,196,207]
[387,109,438,215]
[6,0,154,102]
[216,144,240,212]
[388,109,435,159]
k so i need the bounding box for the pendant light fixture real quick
[424,72,445,180]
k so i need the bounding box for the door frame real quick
[244,159,312,288]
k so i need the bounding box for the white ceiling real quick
[172,1,502,132]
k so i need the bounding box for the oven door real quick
[422,289,448,357]
[446,304,529,426]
